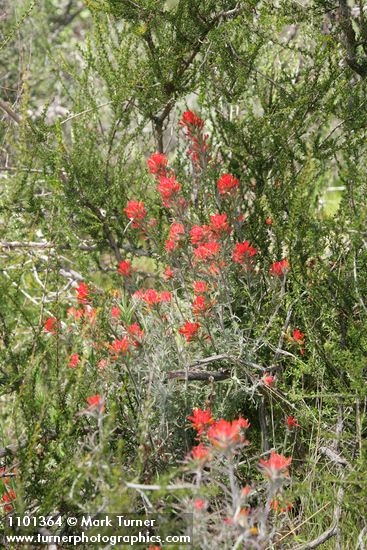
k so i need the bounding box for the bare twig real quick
[126,482,194,491]
[0,240,96,251]
[0,98,21,124]
[167,370,230,381]
[319,446,351,469]
[60,101,113,125]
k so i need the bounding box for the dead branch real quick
[167,370,230,381]
[0,99,21,124]
[319,446,351,469]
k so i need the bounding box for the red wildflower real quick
[67,306,83,319]
[110,337,130,354]
[76,282,89,303]
[270,258,289,277]
[127,322,144,344]
[265,217,273,225]
[271,498,293,513]
[147,152,168,176]
[208,261,225,276]
[192,295,208,316]
[2,489,16,512]
[0,467,16,487]
[194,499,206,510]
[188,407,214,434]
[207,417,250,450]
[165,239,175,252]
[163,266,174,280]
[217,173,239,195]
[157,176,181,206]
[259,450,292,480]
[286,415,300,429]
[209,213,231,236]
[179,321,200,342]
[193,281,209,294]
[169,222,185,241]
[44,317,58,334]
[190,225,205,245]
[134,289,171,306]
[194,241,220,261]
[68,353,80,368]
[160,290,172,302]
[87,394,105,413]
[179,110,204,130]
[190,442,211,462]
[124,200,147,227]
[118,260,131,276]
[166,222,185,252]
[232,241,257,264]
[111,306,121,318]
[291,329,305,345]
[262,373,275,387]
[142,289,160,305]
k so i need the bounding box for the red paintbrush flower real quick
[259,450,292,480]
[118,260,131,276]
[187,407,214,434]
[207,417,250,450]
[147,152,168,176]
[217,173,239,195]
[179,321,201,342]
[270,258,289,277]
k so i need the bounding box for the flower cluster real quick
[87,394,105,413]
[259,450,292,481]
[207,417,250,450]
[290,328,305,355]
[44,317,58,334]
[132,288,172,305]
[166,222,185,252]
[68,353,80,368]
[1,467,16,513]
[118,260,131,276]
[179,111,209,168]
[286,415,300,429]
[187,407,250,452]
[147,152,168,176]
[232,240,257,266]
[217,173,239,196]
[76,282,89,303]
[270,258,289,277]
[36,109,303,547]
[124,200,147,228]
[179,321,201,342]
[67,304,96,322]
[187,407,214,434]
[157,176,181,207]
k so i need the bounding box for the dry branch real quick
[167,370,230,381]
